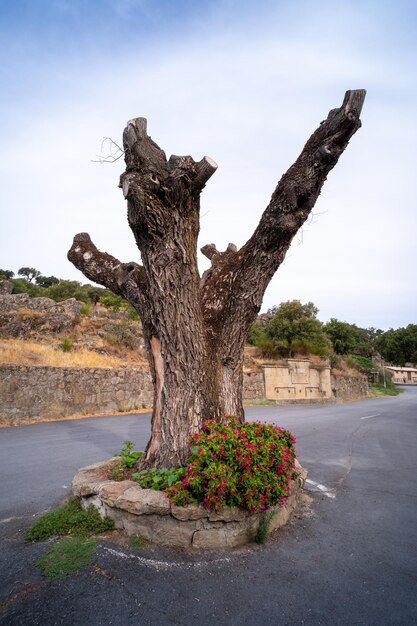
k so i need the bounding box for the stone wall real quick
[0,365,368,425]
[0,365,265,424]
[331,374,369,402]
[242,371,265,400]
[0,365,153,424]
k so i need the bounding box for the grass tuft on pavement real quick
[25,498,114,542]
[37,536,97,579]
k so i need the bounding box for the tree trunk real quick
[68,90,366,467]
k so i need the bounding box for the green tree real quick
[375,325,417,366]
[100,291,128,316]
[18,267,42,283]
[324,318,357,354]
[35,275,59,288]
[264,300,330,357]
[9,278,43,297]
[0,269,14,280]
[45,280,89,303]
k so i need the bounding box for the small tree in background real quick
[375,325,417,366]
[0,269,15,280]
[18,267,42,283]
[250,300,331,358]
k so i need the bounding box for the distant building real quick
[385,366,417,385]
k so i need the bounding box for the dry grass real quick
[0,338,130,368]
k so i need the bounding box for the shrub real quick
[60,338,74,352]
[346,354,374,371]
[165,417,298,512]
[104,322,140,350]
[25,499,114,542]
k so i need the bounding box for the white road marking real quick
[0,516,23,525]
[305,479,336,499]
[0,510,48,524]
[360,414,381,420]
[101,546,232,570]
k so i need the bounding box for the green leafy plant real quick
[133,467,185,490]
[116,440,143,468]
[60,338,74,352]
[165,417,298,512]
[25,499,114,542]
[37,536,97,579]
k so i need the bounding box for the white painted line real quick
[0,509,51,525]
[101,546,232,570]
[360,414,381,420]
[0,516,24,525]
[305,479,336,499]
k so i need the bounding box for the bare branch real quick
[91,137,125,164]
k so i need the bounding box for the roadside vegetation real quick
[0,337,128,368]
[25,499,114,579]
[246,300,416,383]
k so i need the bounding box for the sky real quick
[0,0,416,330]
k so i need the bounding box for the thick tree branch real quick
[245,89,366,266]
[201,89,366,357]
[67,233,149,319]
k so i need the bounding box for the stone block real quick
[171,503,208,521]
[99,481,137,507]
[192,527,228,549]
[114,486,170,516]
[208,506,248,522]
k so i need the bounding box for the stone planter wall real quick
[72,458,307,549]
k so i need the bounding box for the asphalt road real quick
[1,388,417,625]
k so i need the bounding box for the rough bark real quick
[68,90,366,467]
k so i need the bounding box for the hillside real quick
[0,291,364,381]
[0,292,148,369]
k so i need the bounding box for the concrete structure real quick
[263,359,332,402]
[385,366,417,385]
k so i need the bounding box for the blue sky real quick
[0,0,416,330]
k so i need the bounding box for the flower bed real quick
[72,457,307,549]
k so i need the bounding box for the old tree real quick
[68,90,366,468]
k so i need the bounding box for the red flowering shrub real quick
[165,417,298,512]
